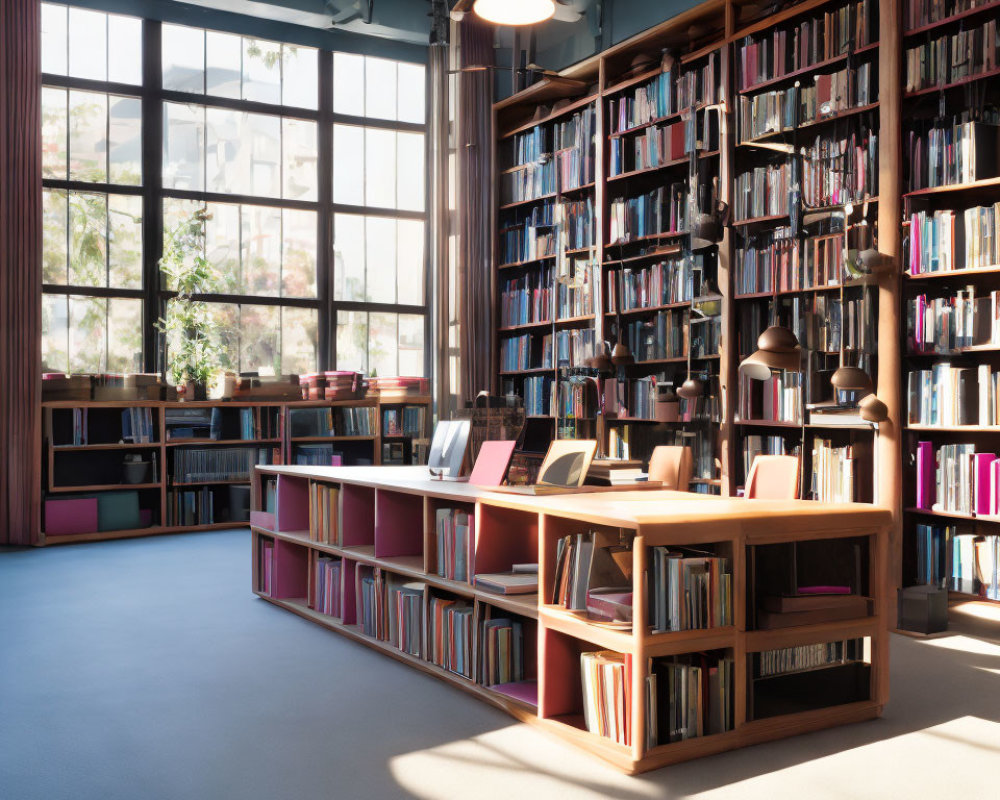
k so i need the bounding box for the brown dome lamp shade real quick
[830,365,873,393]
[589,343,614,373]
[859,393,889,423]
[610,341,635,367]
[676,376,704,399]
[739,325,801,380]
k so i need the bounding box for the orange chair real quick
[744,454,799,500]
[647,445,693,491]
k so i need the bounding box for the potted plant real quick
[156,208,224,401]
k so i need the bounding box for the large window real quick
[40,3,428,379]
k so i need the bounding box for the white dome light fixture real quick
[473,0,556,25]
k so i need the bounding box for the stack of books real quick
[500,266,553,327]
[951,532,999,598]
[172,447,259,482]
[622,308,688,362]
[435,508,474,582]
[581,650,632,746]
[312,556,343,618]
[909,203,1000,275]
[479,613,525,686]
[386,579,425,658]
[906,118,1000,191]
[646,654,733,747]
[607,256,695,313]
[499,333,552,372]
[608,184,689,244]
[428,595,473,678]
[552,531,633,623]
[904,18,998,93]
[308,482,339,545]
[809,439,856,503]
[555,329,595,368]
[907,364,1000,427]
[756,639,867,678]
[649,546,731,632]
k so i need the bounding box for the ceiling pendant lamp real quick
[739,325,801,380]
[858,393,889,423]
[610,341,635,367]
[473,0,556,25]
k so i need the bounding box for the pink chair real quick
[745,455,799,500]
[647,446,693,491]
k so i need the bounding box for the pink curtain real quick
[0,0,42,545]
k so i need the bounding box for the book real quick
[468,440,516,487]
[474,572,538,595]
[581,651,632,746]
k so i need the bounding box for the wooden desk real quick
[250,465,890,773]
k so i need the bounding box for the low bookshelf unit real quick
[250,464,890,773]
[39,396,430,545]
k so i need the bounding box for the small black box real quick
[897,585,948,634]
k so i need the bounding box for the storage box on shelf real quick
[249,463,889,773]
[39,395,431,545]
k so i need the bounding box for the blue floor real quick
[0,530,511,800]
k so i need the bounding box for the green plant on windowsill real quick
[156,208,224,400]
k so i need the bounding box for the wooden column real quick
[877,0,903,622]
[0,0,42,546]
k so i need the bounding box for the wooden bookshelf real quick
[250,464,890,774]
[38,395,431,546]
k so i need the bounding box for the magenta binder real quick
[44,497,98,535]
[975,453,996,516]
[469,440,517,487]
[916,441,935,509]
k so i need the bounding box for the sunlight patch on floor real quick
[920,634,1000,657]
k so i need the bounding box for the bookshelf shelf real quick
[51,442,160,451]
[903,0,1000,38]
[905,265,1000,281]
[904,65,1000,99]
[605,300,692,317]
[165,438,282,446]
[252,465,890,773]
[498,93,599,140]
[498,192,559,212]
[906,507,1000,526]
[497,255,557,271]
[902,176,1000,199]
[607,151,720,184]
[737,103,881,147]
[48,482,161,493]
[738,48,876,96]
[170,479,250,487]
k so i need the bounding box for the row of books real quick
[552,106,596,192]
[904,18,998,94]
[435,508,474,583]
[121,407,156,444]
[755,639,867,679]
[649,546,732,632]
[609,118,688,177]
[908,203,1000,274]
[607,426,717,481]
[734,162,790,220]
[800,131,879,208]
[552,531,633,622]
[738,371,803,424]
[289,406,377,437]
[736,227,868,295]
[906,363,1000,427]
[906,119,1000,191]
[810,439,856,503]
[308,481,339,544]
[556,262,596,319]
[171,446,269,482]
[556,197,596,251]
[606,375,719,422]
[616,376,657,420]
[646,654,734,747]
[294,444,361,466]
[691,316,722,359]
[736,0,876,92]
[521,375,550,416]
[608,184,688,244]
[499,267,553,328]
[428,595,474,679]
[907,289,1000,353]
[498,202,556,265]
[237,407,281,441]
[382,406,425,438]
[166,487,215,526]
[556,328,596,369]
[912,522,1000,598]
[915,440,1000,516]
[581,651,633,746]
[554,379,597,425]
[736,63,874,143]
[499,332,551,372]
[606,256,697,313]
[312,556,344,618]
[622,308,689,362]
[479,612,526,687]
[778,294,865,354]
[904,0,991,31]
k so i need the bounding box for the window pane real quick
[107,15,142,85]
[108,194,143,290]
[365,127,395,208]
[397,131,425,211]
[240,205,281,296]
[368,311,397,377]
[243,38,282,105]
[42,294,69,373]
[365,216,396,304]
[398,313,425,376]
[397,219,424,305]
[282,209,317,298]
[162,197,201,288]
[397,62,426,123]
[282,307,319,374]
[333,53,365,116]
[205,202,241,294]
[240,304,280,374]
[163,102,204,191]
[69,295,106,373]
[108,297,143,372]
[42,189,68,286]
[282,45,318,110]
[205,107,241,194]
[282,118,318,201]
[69,90,107,183]
[68,192,107,288]
[206,30,242,99]
[69,8,106,82]
[247,113,282,197]
[333,213,365,301]
[333,124,365,205]
[41,87,67,180]
[108,95,142,185]
[41,3,67,76]
[365,57,397,121]
[336,310,368,373]
[208,302,240,373]
[162,25,205,93]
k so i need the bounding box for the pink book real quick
[469,440,516,486]
[44,497,98,536]
[992,459,1000,517]
[975,453,996,516]
[916,441,935,509]
[490,680,538,706]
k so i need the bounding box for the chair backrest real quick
[745,454,800,500]
[647,445,693,491]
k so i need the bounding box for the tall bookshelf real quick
[39,396,431,545]
[897,0,1000,606]
[490,0,908,610]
